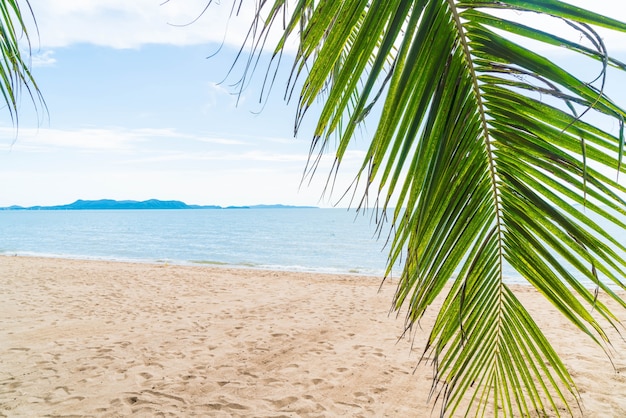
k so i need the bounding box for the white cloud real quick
[1,127,145,152]
[115,149,309,166]
[31,50,56,67]
[27,0,284,50]
[0,126,248,153]
[204,82,240,109]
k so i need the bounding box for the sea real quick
[0,208,624,287]
[0,208,396,276]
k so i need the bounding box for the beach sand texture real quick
[1,256,625,417]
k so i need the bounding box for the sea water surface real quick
[0,209,396,276]
[0,208,624,286]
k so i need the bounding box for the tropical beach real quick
[2,0,626,416]
[1,255,625,417]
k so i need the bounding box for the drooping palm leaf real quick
[0,0,44,123]
[225,0,626,416]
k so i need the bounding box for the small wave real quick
[189,260,231,266]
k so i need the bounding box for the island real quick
[1,199,318,210]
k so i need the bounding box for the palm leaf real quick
[0,0,45,124]
[227,0,626,416]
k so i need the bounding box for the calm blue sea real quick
[0,208,623,287]
[0,209,396,276]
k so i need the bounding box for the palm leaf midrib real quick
[446,0,511,397]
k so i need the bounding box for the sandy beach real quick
[1,256,625,417]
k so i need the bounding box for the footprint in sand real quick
[268,396,298,408]
[354,391,375,403]
[204,402,249,411]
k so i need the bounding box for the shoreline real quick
[0,251,390,278]
[2,252,619,289]
[2,255,625,417]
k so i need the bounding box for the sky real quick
[1,1,626,207]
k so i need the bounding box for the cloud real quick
[204,82,240,109]
[0,124,347,177]
[0,126,252,153]
[27,0,287,50]
[1,127,146,152]
[31,50,56,67]
[117,150,310,166]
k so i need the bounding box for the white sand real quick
[1,256,625,417]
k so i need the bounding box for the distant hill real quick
[1,199,317,210]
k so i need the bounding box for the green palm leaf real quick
[0,0,44,124]
[228,0,626,416]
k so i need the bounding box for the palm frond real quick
[0,0,45,124]
[226,0,626,416]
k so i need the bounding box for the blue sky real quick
[1,1,626,207]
